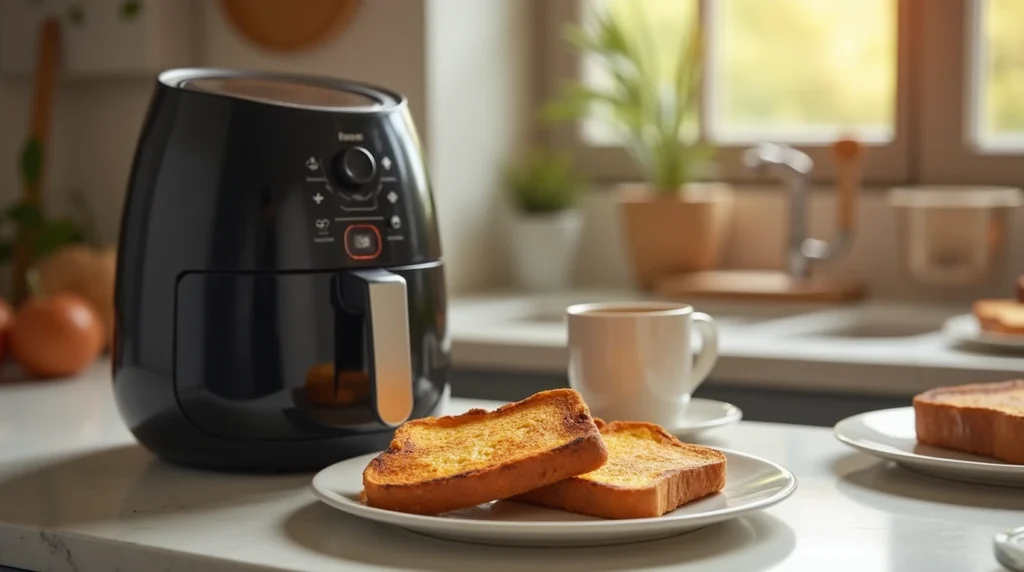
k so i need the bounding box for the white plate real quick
[310,448,797,547]
[665,398,743,437]
[995,526,1024,572]
[943,313,1024,351]
[834,407,1024,488]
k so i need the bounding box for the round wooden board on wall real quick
[220,0,363,53]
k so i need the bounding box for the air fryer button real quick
[337,195,380,212]
[332,147,376,188]
[344,225,381,260]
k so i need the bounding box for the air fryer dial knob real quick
[332,147,376,187]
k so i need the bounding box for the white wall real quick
[425,0,532,294]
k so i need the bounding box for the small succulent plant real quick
[544,3,714,193]
[503,149,586,215]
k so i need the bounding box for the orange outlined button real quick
[343,225,382,260]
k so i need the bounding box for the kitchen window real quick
[538,0,1024,186]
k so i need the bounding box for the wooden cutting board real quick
[655,270,866,303]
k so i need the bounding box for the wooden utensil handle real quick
[12,18,61,303]
[29,19,60,158]
[836,160,860,233]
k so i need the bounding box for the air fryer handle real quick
[338,269,414,427]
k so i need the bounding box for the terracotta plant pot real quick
[618,182,734,290]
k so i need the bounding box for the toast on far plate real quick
[362,388,608,515]
[972,276,1024,335]
[913,379,1024,464]
[972,299,1024,335]
[511,420,727,519]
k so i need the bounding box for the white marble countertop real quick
[0,361,1022,571]
[449,290,1024,396]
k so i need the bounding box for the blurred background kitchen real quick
[2,0,1024,427]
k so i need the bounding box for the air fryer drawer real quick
[173,268,448,441]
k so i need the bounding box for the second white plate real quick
[834,407,1024,488]
[943,313,1024,351]
[311,448,797,547]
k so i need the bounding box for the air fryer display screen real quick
[180,77,383,110]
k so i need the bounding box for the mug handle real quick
[687,312,719,393]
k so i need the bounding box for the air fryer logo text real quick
[338,132,364,142]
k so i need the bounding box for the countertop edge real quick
[0,523,288,572]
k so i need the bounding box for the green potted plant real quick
[545,3,734,290]
[503,148,586,291]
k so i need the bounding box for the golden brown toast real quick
[510,421,727,519]
[913,379,1024,464]
[362,388,608,515]
[972,299,1024,334]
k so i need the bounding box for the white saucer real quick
[943,313,1024,351]
[310,448,797,547]
[834,407,1024,488]
[668,398,743,437]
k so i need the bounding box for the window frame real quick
[917,0,1024,185]
[538,0,1022,187]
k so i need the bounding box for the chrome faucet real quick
[743,142,854,279]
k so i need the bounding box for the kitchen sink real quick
[810,321,940,339]
[452,291,959,345]
[502,294,829,331]
[775,304,955,340]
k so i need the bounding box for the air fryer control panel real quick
[305,139,409,264]
[295,118,436,270]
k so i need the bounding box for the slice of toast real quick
[511,421,727,519]
[913,379,1024,464]
[972,299,1024,334]
[362,388,608,515]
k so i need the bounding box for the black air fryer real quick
[112,68,450,471]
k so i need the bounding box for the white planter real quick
[509,209,583,292]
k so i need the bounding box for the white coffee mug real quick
[566,301,719,428]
